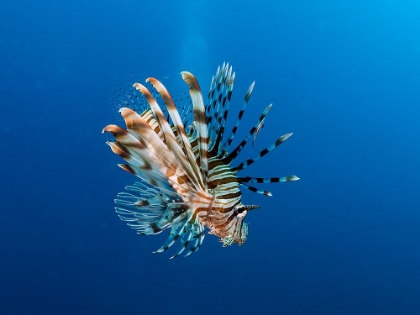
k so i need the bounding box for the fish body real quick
[103,63,299,258]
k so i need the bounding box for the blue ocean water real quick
[1,0,420,314]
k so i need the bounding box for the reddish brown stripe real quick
[177,175,189,185]
[214,204,237,214]
[190,139,198,148]
[108,142,130,160]
[198,136,210,145]
[208,176,238,187]
[208,159,227,169]
[119,164,135,175]
[217,191,241,200]
[165,168,175,178]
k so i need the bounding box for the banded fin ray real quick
[223,81,255,155]
[184,218,205,256]
[114,181,185,235]
[103,125,173,190]
[223,104,273,165]
[231,132,293,172]
[169,217,194,259]
[206,63,235,154]
[238,183,272,197]
[181,71,209,186]
[238,175,300,184]
[147,78,205,191]
[153,209,193,253]
[118,108,197,195]
[212,68,235,155]
[103,117,193,196]
[131,84,202,192]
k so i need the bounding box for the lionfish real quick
[103,63,299,258]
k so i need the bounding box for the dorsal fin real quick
[181,71,209,186]
[147,78,205,190]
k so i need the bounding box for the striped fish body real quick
[103,63,299,258]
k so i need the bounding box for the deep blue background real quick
[1,0,420,314]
